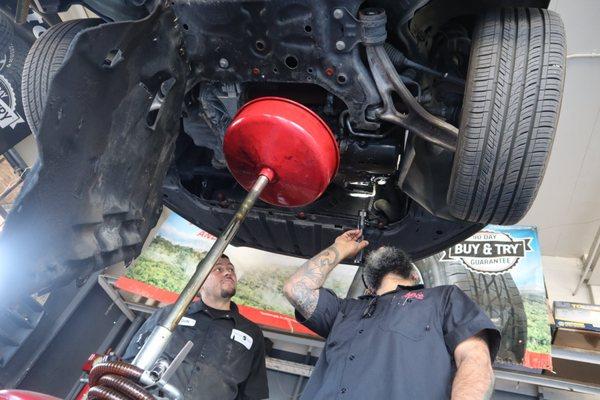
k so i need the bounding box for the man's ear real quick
[409,272,420,284]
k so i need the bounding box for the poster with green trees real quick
[126,212,357,317]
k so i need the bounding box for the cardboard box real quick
[553,328,600,353]
[553,301,600,332]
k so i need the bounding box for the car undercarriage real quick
[0,0,564,300]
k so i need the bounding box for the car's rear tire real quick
[0,12,31,150]
[448,8,566,225]
[0,11,14,54]
[417,255,527,364]
[21,19,101,135]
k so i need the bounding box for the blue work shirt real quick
[123,301,268,400]
[296,284,501,400]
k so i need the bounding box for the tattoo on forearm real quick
[285,246,341,318]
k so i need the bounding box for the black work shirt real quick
[124,301,268,400]
[296,285,500,400]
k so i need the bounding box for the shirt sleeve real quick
[122,307,166,361]
[442,285,501,361]
[239,329,269,400]
[294,287,342,338]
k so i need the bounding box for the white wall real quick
[13,135,38,167]
[542,256,593,305]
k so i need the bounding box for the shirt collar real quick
[186,299,242,323]
[358,284,425,299]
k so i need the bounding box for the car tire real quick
[21,19,102,135]
[0,11,14,54]
[447,8,566,225]
[0,12,32,151]
[417,255,527,364]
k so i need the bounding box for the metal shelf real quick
[552,345,600,365]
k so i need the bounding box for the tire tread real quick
[21,19,100,135]
[448,8,566,225]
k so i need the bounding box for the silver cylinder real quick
[132,173,271,369]
[133,325,172,369]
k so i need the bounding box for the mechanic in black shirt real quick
[283,230,501,400]
[124,255,269,400]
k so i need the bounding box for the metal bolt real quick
[363,8,382,16]
[333,8,344,19]
[335,41,346,51]
[219,58,229,68]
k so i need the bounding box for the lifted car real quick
[0,0,565,299]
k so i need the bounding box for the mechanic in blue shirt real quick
[284,230,501,400]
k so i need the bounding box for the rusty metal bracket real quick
[360,9,458,152]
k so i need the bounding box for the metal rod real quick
[346,268,367,299]
[573,223,600,295]
[0,175,24,203]
[9,272,99,388]
[14,0,31,24]
[133,172,272,369]
[365,44,458,151]
[98,274,137,321]
[494,369,600,395]
[114,315,145,357]
[291,346,312,398]
[566,53,600,59]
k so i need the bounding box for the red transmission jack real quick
[0,391,59,400]
[0,98,341,397]
[224,97,339,207]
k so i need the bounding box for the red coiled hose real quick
[88,361,153,400]
[87,386,129,400]
[97,375,154,400]
[88,361,144,386]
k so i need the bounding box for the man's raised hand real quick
[334,229,369,259]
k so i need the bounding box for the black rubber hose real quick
[384,42,465,86]
[383,42,407,67]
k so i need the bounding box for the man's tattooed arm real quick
[283,245,342,319]
[284,230,368,319]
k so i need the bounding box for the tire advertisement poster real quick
[125,213,551,371]
[414,225,552,371]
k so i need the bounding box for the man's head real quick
[200,255,237,300]
[363,246,413,291]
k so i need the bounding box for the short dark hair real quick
[363,246,412,290]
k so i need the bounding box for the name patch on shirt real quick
[179,317,197,327]
[230,329,253,350]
